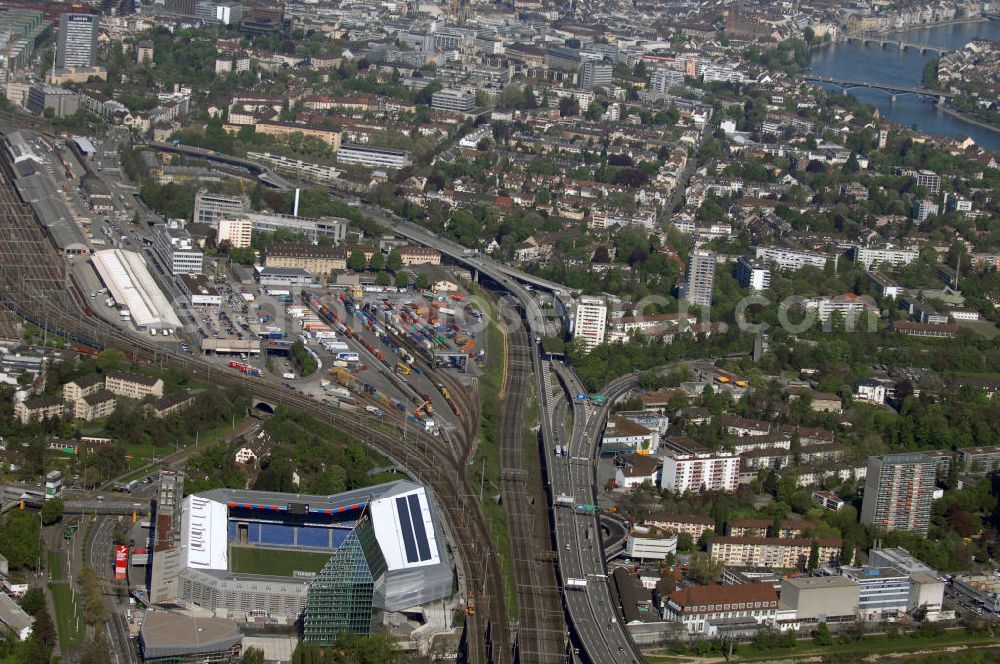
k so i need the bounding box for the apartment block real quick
[572,296,607,351]
[860,454,935,535]
[754,245,830,271]
[708,536,841,569]
[660,449,740,494]
[216,216,252,249]
[74,389,117,421]
[734,256,771,291]
[681,249,715,307]
[105,372,165,400]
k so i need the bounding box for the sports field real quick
[229,546,333,576]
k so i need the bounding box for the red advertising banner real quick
[115,545,128,581]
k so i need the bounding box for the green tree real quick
[386,249,403,272]
[677,532,694,552]
[369,252,385,271]
[19,586,45,616]
[808,539,819,571]
[814,621,833,646]
[97,348,126,372]
[40,498,64,525]
[242,647,266,664]
[414,273,430,290]
[80,565,107,625]
[394,271,410,289]
[348,250,367,272]
[375,271,391,287]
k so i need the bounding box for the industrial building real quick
[10,156,88,254]
[247,211,349,244]
[91,249,183,333]
[148,481,453,637]
[779,576,859,623]
[193,189,249,226]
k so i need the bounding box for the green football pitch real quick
[228,546,333,576]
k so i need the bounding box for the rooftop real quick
[140,612,241,659]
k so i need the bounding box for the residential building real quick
[580,61,613,90]
[945,193,973,214]
[811,490,846,511]
[912,169,941,195]
[216,216,252,249]
[572,296,607,351]
[841,567,911,619]
[913,200,939,222]
[888,320,959,338]
[754,245,830,271]
[0,593,33,641]
[624,526,678,560]
[727,519,817,539]
[193,189,248,226]
[960,446,1000,473]
[681,249,715,307]
[651,68,685,92]
[867,271,902,299]
[57,14,98,69]
[265,242,347,275]
[805,294,877,325]
[851,245,919,269]
[63,374,104,402]
[336,144,411,169]
[14,395,63,424]
[644,513,715,540]
[707,536,841,568]
[398,246,441,266]
[105,372,164,400]
[853,379,887,405]
[73,389,116,422]
[255,122,341,149]
[136,40,154,65]
[779,576,859,623]
[860,454,936,535]
[431,88,476,114]
[144,390,195,419]
[603,417,658,455]
[734,256,770,291]
[616,410,670,435]
[660,449,740,494]
[663,583,778,635]
[615,453,660,488]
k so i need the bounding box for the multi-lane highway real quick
[546,364,643,663]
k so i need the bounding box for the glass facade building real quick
[303,517,387,643]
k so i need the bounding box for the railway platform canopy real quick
[91,249,182,332]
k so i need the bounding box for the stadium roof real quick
[190,480,452,611]
[91,249,182,329]
[140,613,241,659]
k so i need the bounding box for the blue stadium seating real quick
[297,527,332,548]
[259,523,294,545]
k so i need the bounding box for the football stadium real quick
[152,478,453,641]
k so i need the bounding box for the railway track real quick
[498,315,566,663]
[0,153,511,663]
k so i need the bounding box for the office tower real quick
[681,249,716,307]
[57,14,98,69]
[860,454,936,535]
[580,60,612,90]
[573,295,607,351]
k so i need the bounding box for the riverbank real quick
[874,15,987,37]
[940,103,1000,136]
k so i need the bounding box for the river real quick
[807,19,1000,151]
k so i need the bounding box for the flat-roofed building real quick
[431,87,476,113]
[624,526,677,560]
[754,245,830,271]
[860,453,935,535]
[153,221,203,275]
[337,144,411,169]
[254,121,341,149]
[572,295,607,351]
[193,189,248,226]
[661,449,739,494]
[841,566,911,619]
[247,212,348,244]
[216,216,252,249]
[779,575,859,623]
[179,274,222,307]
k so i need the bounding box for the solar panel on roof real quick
[407,493,431,562]
[396,496,419,563]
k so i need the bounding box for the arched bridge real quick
[841,35,951,55]
[803,75,953,104]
